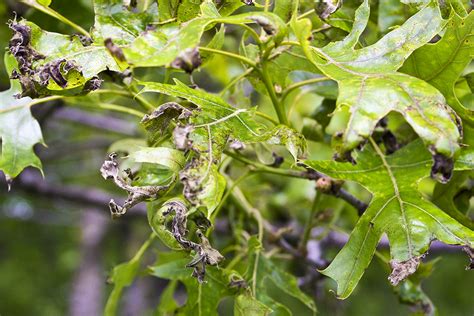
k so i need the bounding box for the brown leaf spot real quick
[388,256,422,286]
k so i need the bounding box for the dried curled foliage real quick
[100,153,172,218]
[388,256,423,286]
[462,247,474,270]
[161,200,224,282]
[8,19,102,98]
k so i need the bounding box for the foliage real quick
[0,0,473,315]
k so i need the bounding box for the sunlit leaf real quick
[294,0,461,175]
[0,54,44,179]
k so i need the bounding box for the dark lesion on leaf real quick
[171,47,202,74]
[251,16,277,36]
[141,102,193,144]
[8,20,45,75]
[8,19,97,97]
[388,255,423,286]
[38,59,79,88]
[100,153,172,218]
[315,0,343,20]
[104,38,126,62]
[162,200,224,282]
[430,152,454,184]
[462,246,474,270]
[173,125,195,151]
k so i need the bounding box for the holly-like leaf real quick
[0,54,44,180]
[401,11,474,143]
[293,0,461,177]
[124,2,287,68]
[304,140,474,299]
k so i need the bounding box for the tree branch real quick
[2,170,146,216]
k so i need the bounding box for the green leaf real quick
[294,0,461,167]
[138,80,306,215]
[157,0,179,21]
[401,11,474,142]
[124,3,287,68]
[432,172,474,230]
[304,140,474,299]
[155,280,180,315]
[128,147,186,172]
[244,237,317,315]
[139,80,307,161]
[0,54,44,179]
[150,252,232,316]
[105,234,155,316]
[92,0,159,45]
[234,294,272,316]
[377,0,415,32]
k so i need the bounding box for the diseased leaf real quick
[92,0,159,45]
[9,19,119,97]
[100,153,174,217]
[150,252,231,316]
[401,11,474,144]
[124,2,287,68]
[139,80,307,161]
[180,158,227,217]
[0,53,44,179]
[294,0,461,178]
[304,140,474,299]
[148,200,183,250]
[138,80,306,215]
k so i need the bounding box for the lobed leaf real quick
[124,2,287,68]
[401,11,474,143]
[294,0,461,175]
[304,140,474,299]
[0,54,44,179]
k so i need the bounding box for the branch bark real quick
[2,170,146,216]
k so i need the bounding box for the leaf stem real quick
[87,102,146,118]
[281,77,331,101]
[256,64,288,125]
[21,0,90,37]
[255,111,279,125]
[130,88,155,111]
[228,182,264,295]
[219,68,254,96]
[224,150,368,213]
[198,47,256,67]
[298,191,322,252]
